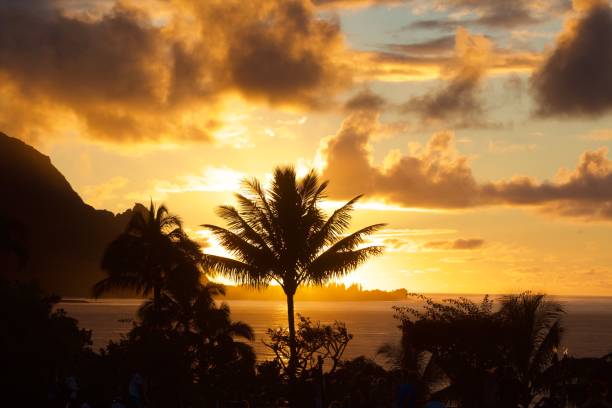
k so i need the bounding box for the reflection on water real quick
[58,297,612,362]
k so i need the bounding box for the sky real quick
[3,0,612,295]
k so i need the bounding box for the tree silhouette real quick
[391,292,566,407]
[202,166,384,379]
[106,276,255,406]
[93,202,201,318]
[392,294,504,406]
[499,292,565,407]
[263,314,352,378]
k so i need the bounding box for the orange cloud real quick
[424,238,485,250]
[0,0,350,143]
[320,112,480,208]
[320,112,612,220]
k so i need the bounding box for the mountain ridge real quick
[0,132,137,296]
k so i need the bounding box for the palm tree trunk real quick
[287,291,297,381]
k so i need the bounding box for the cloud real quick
[386,35,456,55]
[487,140,537,154]
[0,0,350,143]
[349,25,541,84]
[400,28,495,127]
[531,2,612,117]
[312,0,404,7]
[365,227,457,253]
[152,167,246,194]
[424,238,485,250]
[481,147,612,212]
[403,19,461,32]
[344,89,388,111]
[581,129,612,141]
[82,176,129,210]
[404,0,570,30]
[320,111,481,208]
[319,111,612,220]
[313,0,569,26]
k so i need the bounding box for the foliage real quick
[263,314,353,378]
[102,281,256,407]
[0,279,92,405]
[391,292,567,407]
[326,357,393,407]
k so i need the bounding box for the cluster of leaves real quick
[263,314,353,379]
[386,292,567,407]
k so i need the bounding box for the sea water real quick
[58,296,612,362]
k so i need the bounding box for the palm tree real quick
[202,166,385,378]
[93,202,201,316]
[499,292,565,407]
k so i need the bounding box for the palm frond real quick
[202,225,275,271]
[230,321,255,341]
[202,254,270,288]
[306,246,384,285]
[215,205,274,253]
[318,223,386,255]
[310,195,363,250]
[530,320,562,376]
[160,214,183,231]
[92,275,144,298]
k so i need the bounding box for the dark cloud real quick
[216,0,349,108]
[402,70,485,126]
[312,0,404,6]
[387,35,455,54]
[424,238,485,250]
[404,0,570,30]
[400,28,495,128]
[320,112,612,221]
[0,0,350,143]
[531,4,612,117]
[344,89,388,111]
[404,19,461,32]
[471,1,539,28]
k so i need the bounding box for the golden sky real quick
[3,0,612,295]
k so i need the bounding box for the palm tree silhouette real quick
[202,166,385,379]
[93,202,201,318]
[499,292,565,407]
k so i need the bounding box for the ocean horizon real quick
[58,296,612,363]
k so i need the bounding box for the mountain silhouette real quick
[0,132,141,296]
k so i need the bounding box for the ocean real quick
[57,296,612,363]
